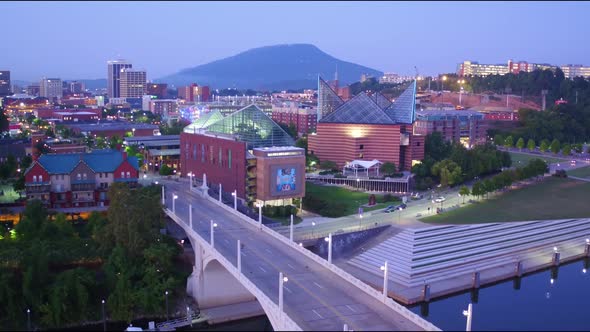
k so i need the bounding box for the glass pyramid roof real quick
[318,77,344,121]
[370,92,392,109]
[206,104,294,149]
[321,92,393,124]
[183,110,224,133]
[384,81,417,124]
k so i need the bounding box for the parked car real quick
[384,205,396,213]
[399,203,407,209]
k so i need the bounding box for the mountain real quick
[158,44,383,90]
[75,79,107,90]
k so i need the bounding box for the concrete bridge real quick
[161,177,440,331]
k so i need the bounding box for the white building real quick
[107,59,132,98]
[120,68,147,98]
[560,65,590,79]
[40,78,63,100]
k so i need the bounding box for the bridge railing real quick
[197,188,442,331]
[165,208,302,332]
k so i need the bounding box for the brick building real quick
[271,101,317,136]
[24,150,139,208]
[414,109,487,147]
[181,105,304,205]
[309,79,424,171]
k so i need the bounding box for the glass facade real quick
[317,77,344,121]
[384,80,417,124]
[206,105,294,149]
[183,110,225,133]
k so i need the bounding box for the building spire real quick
[335,64,338,81]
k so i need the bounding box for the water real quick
[408,258,590,331]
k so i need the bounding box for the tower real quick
[107,59,132,98]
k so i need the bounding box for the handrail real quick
[198,192,441,331]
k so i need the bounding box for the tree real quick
[503,135,514,148]
[562,144,571,156]
[527,138,536,152]
[319,160,337,171]
[295,137,308,154]
[380,162,396,177]
[493,134,504,146]
[431,159,462,187]
[459,185,470,204]
[306,153,319,170]
[425,132,452,161]
[539,139,549,152]
[159,164,173,176]
[0,107,9,133]
[471,181,483,200]
[516,137,525,150]
[550,139,560,154]
[482,179,494,199]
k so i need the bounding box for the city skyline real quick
[3,1,590,82]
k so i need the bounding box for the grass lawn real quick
[420,177,590,224]
[305,182,399,217]
[509,151,566,166]
[265,215,304,226]
[567,166,590,179]
[0,184,20,204]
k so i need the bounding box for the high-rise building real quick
[107,60,132,98]
[40,78,63,100]
[560,65,590,79]
[120,68,146,98]
[0,71,11,97]
[69,81,85,94]
[178,83,210,102]
[26,84,40,96]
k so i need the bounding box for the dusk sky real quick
[4,1,589,82]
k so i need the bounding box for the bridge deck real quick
[162,179,437,331]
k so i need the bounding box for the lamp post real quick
[380,261,389,301]
[289,214,294,242]
[210,220,218,247]
[256,202,263,229]
[463,303,473,331]
[311,221,316,238]
[232,190,237,210]
[27,309,31,332]
[102,299,106,331]
[219,183,222,202]
[132,128,135,136]
[172,194,178,214]
[458,79,465,106]
[441,75,447,105]
[279,272,288,317]
[356,178,360,191]
[398,207,402,223]
[165,291,169,321]
[161,185,165,205]
[188,172,193,189]
[324,233,333,264]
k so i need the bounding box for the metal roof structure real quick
[30,150,139,175]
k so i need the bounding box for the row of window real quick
[186,143,233,169]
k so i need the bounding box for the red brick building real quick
[414,109,488,147]
[271,102,317,136]
[147,83,168,99]
[310,79,424,171]
[178,83,210,102]
[24,150,139,208]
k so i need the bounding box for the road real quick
[162,178,426,331]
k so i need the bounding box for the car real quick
[433,196,446,203]
[399,203,407,209]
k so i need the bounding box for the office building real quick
[149,99,178,117]
[560,65,590,79]
[414,110,487,148]
[120,68,146,98]
[40,78,63,100]
[26,84,40,96]
[457,59,560,77]
[68,81,85,94]
[107,59,132,98]
[178,83,210,102]
[271,101,317,136]
[146,83,168,99]
[309,78,424,171]
[0,70,11,97]
[124,135,180,173]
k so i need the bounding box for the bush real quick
[333,174,347,178]
[380,193,393,203]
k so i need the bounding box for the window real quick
[33,175,37,183]
[359,144,364,150]
[39,175,43,182]
[77,174,82,180]
[201,145,205,163]
[228,150,232,169]
[193,145,197,160]
[210,145,214,164]
[83,173,87,180]
[126,171,131,178]
[417,142,421,146]
[99,173,103,178]
[121,171,124,178]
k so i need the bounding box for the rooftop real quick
[30,149,139,175]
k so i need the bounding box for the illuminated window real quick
[33,175,37,183]
[77,174,82,180]
[39,175,43,182]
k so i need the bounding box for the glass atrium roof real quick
[183,110,224,133]
[317,77,344,121]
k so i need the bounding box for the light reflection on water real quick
[408,258,590,331]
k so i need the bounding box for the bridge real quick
[161,177,440,331]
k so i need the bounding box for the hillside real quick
[158,44,383,90]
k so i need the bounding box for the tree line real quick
[0,183,186,330]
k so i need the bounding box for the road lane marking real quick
[241,252,247,257]
[312,309,323,319]
[313,282,324,289]
[346,305,356,313]
[287,263,295,270]
[264,248,273,254]
[284,286,292,294]
[224,239,229,244]
[258,266,267,273]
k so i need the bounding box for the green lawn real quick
[509,151,566,166]
[567,166,590,179]
[0,184,20,204]
[305,182,399,217]
[420,177,590,224]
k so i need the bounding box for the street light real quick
[188,172,193,189]
[380,261,389,301]
[356,178,360,191]
[27,308,31,332]
[102,299,106,331]
[172,194,178,213]
[186,306,192,327]
[441,75,448,105]
[165,291,169,321]
[132,128,135,136]
[311,221,316,237]
[232,190,237,210]
[398,207,403,222]
[210,220,218,247]
[324,233,333,264]
[279,272,288,316]
[256,201,263,229]
[463,303,473,331]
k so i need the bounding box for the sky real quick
[4,1,590,82]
